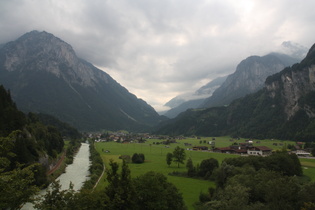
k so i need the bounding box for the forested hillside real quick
[0,85,80,209]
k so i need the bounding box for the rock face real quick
[266,45,315,120]
[201,53,300,108]
[2,31,107,86]
[0,31,163,131]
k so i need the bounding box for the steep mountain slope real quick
[163,76,227,118]
[0,31,163,131]
[201,53,300,108]
[0,84,65,165]
[156,44,315,141]
[0,85,26,137]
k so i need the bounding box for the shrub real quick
[132,153,145,164]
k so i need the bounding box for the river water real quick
[56,143,91,190]
[22,143,91,209]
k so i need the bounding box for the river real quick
[56,143,91,190]
[22,143,91,209]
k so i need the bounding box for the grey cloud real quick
[1,0,315,111]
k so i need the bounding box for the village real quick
[86,132,314,158]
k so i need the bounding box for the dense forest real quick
[0,85,81,209]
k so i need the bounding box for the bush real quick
[132,153,145,164]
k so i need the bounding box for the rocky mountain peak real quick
[0,31,163,131]
[1,30,105,87]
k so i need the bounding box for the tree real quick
[263,175,300,210]
[198,158,219,179]
[132,153,145,164]
[186,157,196,177]
[34,180,75,210]
[298,182,315,208]
[213,162,235,188]
[166,152,173,167]
[133,171,186,210]
[172,146,186,168]
[0,164,39,209]
[204,183,250,210]
[104,159,135,209]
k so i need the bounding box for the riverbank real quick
[47,151,66,175]
[22,143,91,209]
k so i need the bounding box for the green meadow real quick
[300,158,315,182]
[94,137,315,209]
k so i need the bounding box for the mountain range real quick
[0,31,164,131]
[200,52,301,108]
[163,51,301,119]
[156,43,315,141]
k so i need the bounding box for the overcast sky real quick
[1,0,315,111]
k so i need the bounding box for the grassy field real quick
[300,158,315,182]
[94,136,314,209]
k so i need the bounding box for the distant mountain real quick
[200,53,300,108]
[0,31,164,131]
[195,76,228,96]
[162,98,204,119]
[156,44,315,141]
[163,76,226,118]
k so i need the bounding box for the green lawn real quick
[94,136,310,209]
[300,158,315,182]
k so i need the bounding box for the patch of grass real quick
[303,167,315,182]
[300,158,315,168]
[301,158,315,182]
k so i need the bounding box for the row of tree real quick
[35,160,186,210]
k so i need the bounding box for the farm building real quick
[247,146,272,156]
[213,145,272,156]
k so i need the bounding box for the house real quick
[293,150,311,157]
[247,146,272,156]
[193,146,208,151]
[213,147,235,154]
[213,146,247,154]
